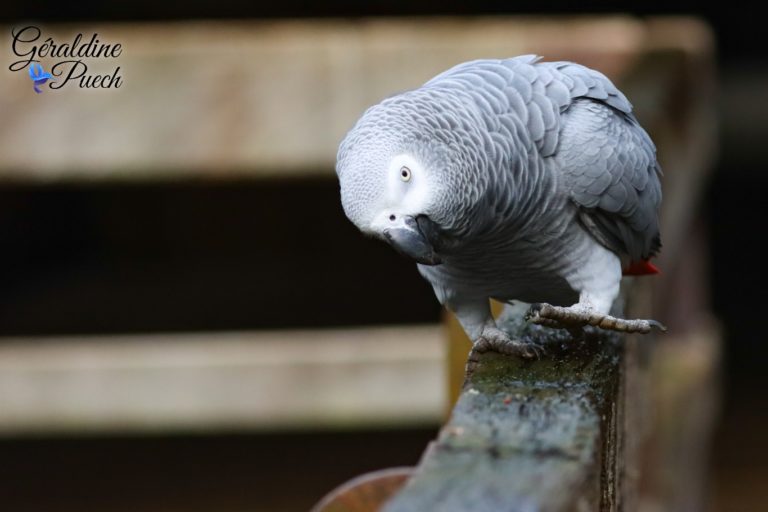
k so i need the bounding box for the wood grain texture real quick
[0,326,444,433]
[386,316,626,512]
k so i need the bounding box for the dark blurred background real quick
[1,2,766,511]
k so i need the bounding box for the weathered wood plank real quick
[0,326,444,434]
[384,316,624,512]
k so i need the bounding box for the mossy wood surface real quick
[384,318,625,512]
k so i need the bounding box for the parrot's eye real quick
[399,166,412,182]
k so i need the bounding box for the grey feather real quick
[545,79,572,109]
[526,100,545,143]
[419,57,658,261]
[534,92,557,130]
[555,99,661,259]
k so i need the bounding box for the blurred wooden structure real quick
[0,15,698,435]
[315,16,719,512]
[0,16,704,182]
[0,15,718,511]
[0,327,444,433]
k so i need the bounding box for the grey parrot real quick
[336,55,664,359]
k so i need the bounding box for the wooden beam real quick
[385,317,624,511]
[0,326,444,434]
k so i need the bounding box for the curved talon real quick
[648,319,668,332]
[519,342,545,360]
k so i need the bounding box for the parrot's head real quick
[337,147,445,265]
[336,91,482,266]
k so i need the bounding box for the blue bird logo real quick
[28,63,55,94]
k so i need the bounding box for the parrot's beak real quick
[383,215,442,265]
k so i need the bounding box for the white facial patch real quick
[369,154,432,233]
[386,154,431,212]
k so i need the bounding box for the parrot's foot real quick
[466,326,543,377]
[525,303,667,334]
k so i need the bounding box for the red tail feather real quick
[623,260,660,276]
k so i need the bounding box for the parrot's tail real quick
[623,260,660,276]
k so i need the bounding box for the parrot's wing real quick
[424,57,661,261]
[555,100,662,261]
[538,62,662,262]
[425,56,635,159]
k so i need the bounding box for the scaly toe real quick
[465,350,481,379]
[472,327,544,360]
